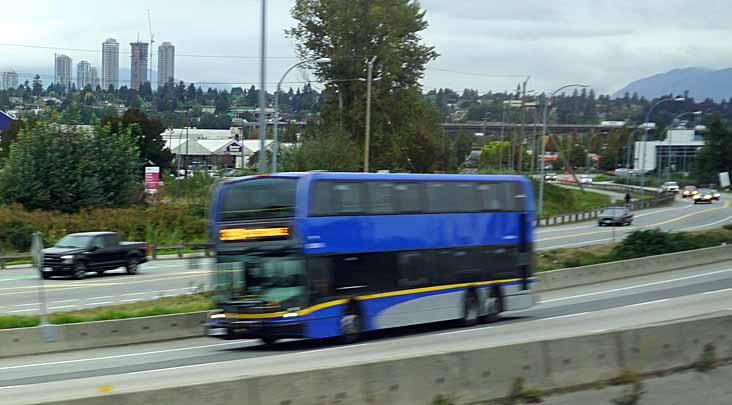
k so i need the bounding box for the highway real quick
[1,259,732,401]
[1,194,731,315]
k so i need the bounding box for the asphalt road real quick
[1,193,731,315]
[2,259,732,401]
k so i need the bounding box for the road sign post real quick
[32,232,55,342]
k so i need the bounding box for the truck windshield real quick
[54,235,93,248]
[218,178,297,222]
[213,253,307,308]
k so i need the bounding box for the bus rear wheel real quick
[261,337,278,345]
[462,292,479,326]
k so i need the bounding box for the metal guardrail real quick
[0,243,213,270]
[536,180,676,227]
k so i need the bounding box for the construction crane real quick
[147,9,154,88]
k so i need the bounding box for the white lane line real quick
[88,301,113,305]
[702,287,732,295]
[542,312,589,321]
[436,327,494,337]
[48,305,76,310]
[544,237,618,249]
[122,292,146,296]
[120,299,140,303]
[12,303,40,307]
[625,298,671,308]
[8,309,36,313]
[0,341,254,371]
[49,299,80,304]
[88,296,113,300]
[542,267,732,304]
[682,213,732,232]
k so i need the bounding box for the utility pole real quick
[363,56,376,172]
[519,77,529,172]
[257,0,268,174]
[147,9,154,88]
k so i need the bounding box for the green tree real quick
[0,120,140,212]
[695,116,732,183]
[281,125,360,172]
[0,119,22,161]
[453,129,475,167]
[102,108,174,172]
[288,0,439,171]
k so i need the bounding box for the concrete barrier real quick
[25,312,732,405]
[0,311,208,358]
[535,243,732,292]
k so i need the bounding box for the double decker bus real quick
[207,172,536,344]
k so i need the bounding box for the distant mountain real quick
[613,67,732,102]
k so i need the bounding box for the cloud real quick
[1,0,731,96]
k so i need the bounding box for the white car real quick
[661,181,680,193]
[578,175,593,184]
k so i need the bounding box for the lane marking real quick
[122,292,146,296]
[89,296,113,300]
[702,287,732,295]
[541,267,732,304]
[50,299,80,304]
[625,298,671,308]
[88,301,113,305]
[13,303,40,307]
[8,309,36,313]
[0,341,253,371]
[435,327,494,337]
[48,305,76,310]
[541,312,589,321]
[120,299,140,303]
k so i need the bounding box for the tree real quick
[0,120,22,161]
[0,120,140,212]
[281,123,360,172]
[695,116,732,183]
[102,108,173,172]
[32,75,43,97]
[288,0,439,171]
[453,129,475,167]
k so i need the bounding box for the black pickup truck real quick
[41,232,148,279]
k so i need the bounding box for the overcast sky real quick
[1,0,731,95]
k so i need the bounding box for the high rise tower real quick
[101,38,120,89]
[130,41,149,91]
[157,42,175,87]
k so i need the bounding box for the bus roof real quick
[222,172,530,184]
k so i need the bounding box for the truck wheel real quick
[462,291,479,326]
[261,337,278,345]
[41,273,51,280]
[73,264,87,280]
[126,257,139,275]
[339,301,362,344]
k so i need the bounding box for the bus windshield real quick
[218,177,297,221]
[214,253,307,308]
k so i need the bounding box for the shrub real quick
[0,218,35,251]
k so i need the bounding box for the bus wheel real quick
[480,288,503,324]
[462,291,479,326]
[340,308,362,344]
[261,337,278,345]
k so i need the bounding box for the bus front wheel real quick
[340,305,362,344]
[480,288,503,324]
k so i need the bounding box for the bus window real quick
[334,253,396,294]
[307,257,333,302]
[367,182,397,214]
[425,182,452,213]
[452,182,480,212]
[478,183,502,211]
[397,252,429,288]
[394,182,423,214]
[311,181,366,216]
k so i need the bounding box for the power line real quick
[0,42,298,60]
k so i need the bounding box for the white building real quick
[101,38,119,89]
[162,128,292,169]
[90,67,100,89]
[157,42,175,87]
[77,61,92,89]
[1,70,19,90]
[54,54,73,87]
[634,128,706,174]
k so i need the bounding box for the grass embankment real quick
[537,226,732,272]
[0,293,214,330]
[537,181,611,217]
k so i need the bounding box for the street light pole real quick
[272,57,331,173]
[363,56,377,172]
[257,0,268,174]
[538,84,589,219]
[640,96,685,193]
[662,110,702,181]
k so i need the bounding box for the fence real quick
[536,181,676,227]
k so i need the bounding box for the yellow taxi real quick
[693,188,715,204]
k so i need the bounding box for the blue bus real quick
[206,172,536,344]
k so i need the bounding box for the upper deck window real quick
[219,178,298,221]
